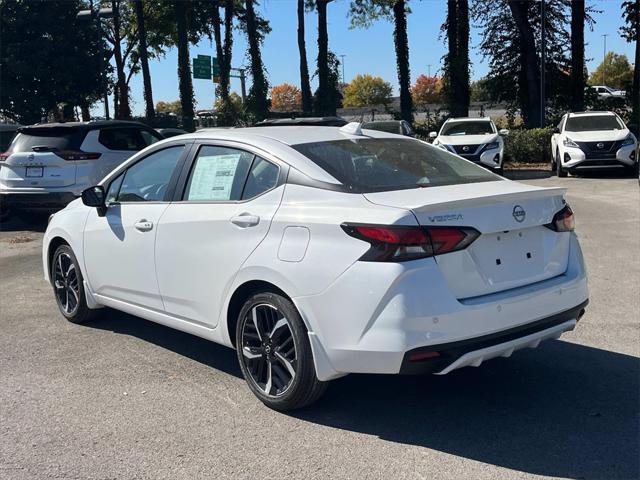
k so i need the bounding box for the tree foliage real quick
[271,84,302,112]
[155,100,182,115]
[620,0,639,131]
[412,75,443,106]
[0,0,105,123]
[588,52,634,90]
[342,74,392,107]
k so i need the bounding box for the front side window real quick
[117,146,184,202]
[440,121,495,136]
[105,173,124,204]
[293,138,499,193]
[99,128,149,151]
[565,115,623,132]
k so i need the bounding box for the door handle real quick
[230,213,260,228]
[134,219,153,232]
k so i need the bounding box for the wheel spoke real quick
[275,351,296,378]
[65,263,75,278]
[58,254,64,277]
[54,280,65,290]
[263,362,272,395]
[270,318,288,338]
[251,307,262,341]
[242,346,263,360]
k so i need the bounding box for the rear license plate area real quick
[25,167,43,177]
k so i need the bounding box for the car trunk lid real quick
[364,181,571,299]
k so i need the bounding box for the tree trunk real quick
[175,1,195,131]
[570,0,585,112]
[111,0,131,119]
[456,0,470,117]
[244,0,269,120]
[632,0,640,132]
[316,0,335,116]
[393,0,412,122]
[446,0,458,116]
[212,4,227,101]
[298,0,312,113]
[80,99,91,121]
[135,0,154,120]
[509,0,541,128]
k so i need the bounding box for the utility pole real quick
[339,54,346,84]
[540,0,546,128]
[230,68,247,103]
[602,34,609,86]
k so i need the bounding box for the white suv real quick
[429,117,508,175]
[0,121,162,218]
[551,111,638,177]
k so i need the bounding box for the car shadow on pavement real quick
[88,310,638,479]
[0,213,48,232]
[295,341,639,480]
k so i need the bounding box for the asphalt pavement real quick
[1,173,638,480]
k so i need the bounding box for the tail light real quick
[54,150,102,161]
[341,224,480,262]
[545,204,574,232]
[0,151,11,161]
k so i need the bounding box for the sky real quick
[112,0,636,117]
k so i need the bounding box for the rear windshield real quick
[440,121,494,136]
[10,128,85,153]
[565,115,623,132]
[292,138,500,193]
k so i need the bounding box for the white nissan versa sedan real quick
[43,124,589,410]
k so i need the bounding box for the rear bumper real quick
[399,300,587,374]
[0,191,77,210]
[295,233,588,381]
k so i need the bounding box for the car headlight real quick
[621,134,636,147]
[563,137,580,148]
[484,142,499,151]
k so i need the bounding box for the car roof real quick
[444,117,492,123]
[171,125,413,184]
[17,120,153,133]
[567,111,615,117]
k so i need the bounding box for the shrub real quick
[503,127,552,164]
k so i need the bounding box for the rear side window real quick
[184,146,254,202]
[9,128,85,153]
[99,128,156,151]
[292,138,499,193]
[117,146,184,202]
[242,157,279,199]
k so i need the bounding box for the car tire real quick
[495,165,504,176]
[235,291,327,411]
[51,244,98,324]
[556,150,567,177]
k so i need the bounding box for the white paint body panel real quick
[43,127,589,382]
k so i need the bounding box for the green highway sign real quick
[193,55,211,80]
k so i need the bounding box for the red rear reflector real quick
[409,351,440,362]
[54,150,102,161]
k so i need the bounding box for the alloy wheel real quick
[240,303,297,397]
[53,252,80,315]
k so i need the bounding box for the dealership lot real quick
[0,175,638,479]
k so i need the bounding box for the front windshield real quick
[565,115,623,132]
[292,138,499,193]
[440,121,494,136]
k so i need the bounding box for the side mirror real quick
[499,129,509,136]
[428,131,438,139]
[552,127,560,134]
[81,185,106,216]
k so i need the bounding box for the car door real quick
[155,143,287,327]
[83,144,189,310]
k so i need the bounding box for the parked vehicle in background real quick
[550,111,638,177]
[362,120,414,137]
[0,123,21,152]
[587,85,626,100]
[430,117,508,175]
[44,123,588,410]
[157,127,188,139]
[0,121,162,219]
